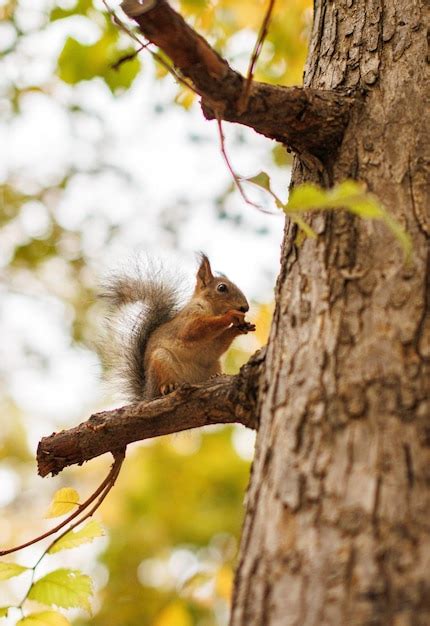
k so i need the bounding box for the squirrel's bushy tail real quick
[99,263,181,401]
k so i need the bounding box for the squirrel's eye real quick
[217,283,228,293]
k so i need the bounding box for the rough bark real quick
[37,353,264,476]
[231,1,430,625]
[120,0,354,160]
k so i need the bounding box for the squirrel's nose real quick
[239,305,249,313]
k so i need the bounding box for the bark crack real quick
[402,442,415,489]
[342,545,356,621]
[372,475,382,538]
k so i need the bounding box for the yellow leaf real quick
[215,564,233,600]
[48,521,104,554]
[253,302,274,345]
[0,562,29,581]
[175,87,196,110]
[154,602,193,626]
[28,569,92,612]
[17,611,71,626]
[45,488,80,518]
[181,571,212,595]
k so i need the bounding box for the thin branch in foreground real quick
[111,44,147,71]
[41,450,125,556]
[238,0,277,114]
[103,0,203,98]
[0,451,125,557]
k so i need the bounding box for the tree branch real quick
[37,352,264,477]
[119,0,354,159]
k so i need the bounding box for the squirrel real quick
[100,254,256,402]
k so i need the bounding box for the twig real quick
[111,44,147,70]
[238,0,277,113]
[102,0,202,97]
[116,0,354,157]
[216,117,275,215]
[11,452,125,615]
[42,450,125,556]
[104,0,263,211]
[0,450,125,557]
[103,0,273,215]
[149,51,201,97]
[103,0,144,47]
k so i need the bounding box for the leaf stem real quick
[11,451,125,615]
[0,452,124,557]
[216,117,275,215]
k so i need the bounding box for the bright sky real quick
[0,6,289,433]
[0,1,290,618]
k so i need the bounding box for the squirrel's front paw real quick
[237,321,256,334]
[225,309,246,326]
[160,382,179,396]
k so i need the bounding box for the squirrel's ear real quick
[196,253,214,288]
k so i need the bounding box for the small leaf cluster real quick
[247,173,411,257]
[57,34,140,95]
[0,489,104,626]
[51,0,141,94]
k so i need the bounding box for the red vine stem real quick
[216,116,275,215]
[0,450,125,557]
[42,451,125,557]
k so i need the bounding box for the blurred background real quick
[0,0,311,624]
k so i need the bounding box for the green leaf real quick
[0,607,10,618]
[28,569,92,611]
[48,521,105,554]
[284,181,412,257]
[383,213,412,257]
[246,171,283,208]
[247,171,272,192]
[272,144,293,168]
[290,214,316,239]
[45,488,80,518]
[50,0,93,21]
[57,36,141,93]
[50,7,74,20]
[104,52,141,93]
[0,562,29,581]
[286,183,330,211]
[181,571,212,593]
[17,611,71,626]
[57,36,113,85]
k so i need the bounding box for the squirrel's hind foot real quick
[160,382,179,396]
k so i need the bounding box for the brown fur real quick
[100,254,255,401]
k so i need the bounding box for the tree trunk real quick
[231,1,429,624]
